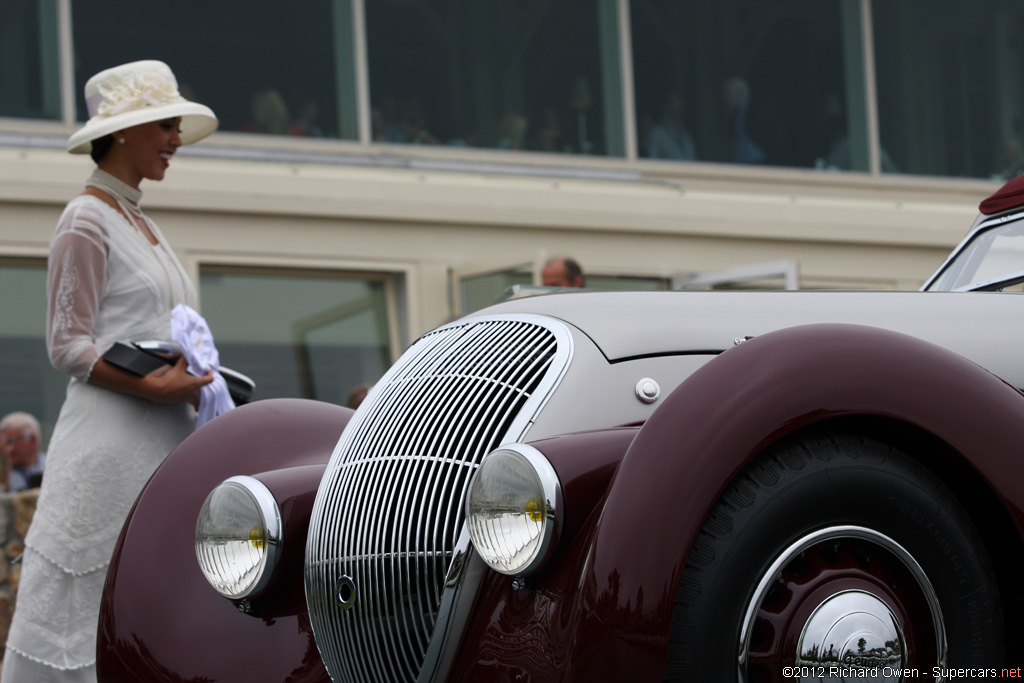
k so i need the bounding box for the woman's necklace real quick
[85,168,151,232]
[85,168,190,308]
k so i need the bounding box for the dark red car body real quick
[98,183,1024,681]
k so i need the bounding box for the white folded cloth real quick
[170,304,235,427]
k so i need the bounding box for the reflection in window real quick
[365,0,625,156]
[874,0,1024,180]
[631,1,867,171]
[0,0,60,120]
[199,267,393,406]
[70,0,359,140]
[0,260,67,446]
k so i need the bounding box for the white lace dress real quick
[4,195,197,677]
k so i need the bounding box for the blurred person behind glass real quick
[723,76,766,164]
[646,92,697,161]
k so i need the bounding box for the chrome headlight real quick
[466,444,562,576]
[195,475,282,599]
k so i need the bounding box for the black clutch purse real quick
[102,341,256,405]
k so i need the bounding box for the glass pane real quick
[461,270,533,314]
[873,0,1024,179]
[631,0,865,171]
[366,0,625,156]
[684,277,792,291]
[0,0,60,120]
[585,275,670,291]
[0,260,67,447]
[199,267,392,406]
[70,0,359,140]
[926,219,1024,291]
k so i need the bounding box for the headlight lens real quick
[466,445,561,576]
[195,475,282,599]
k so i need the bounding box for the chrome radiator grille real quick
[305,316,570,682]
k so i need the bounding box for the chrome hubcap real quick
[797,590,904,676]
[738,525,947,682]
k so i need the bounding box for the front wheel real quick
[665,431,1003,681]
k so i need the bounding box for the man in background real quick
[0,411,46,491]
[542,257,585,288]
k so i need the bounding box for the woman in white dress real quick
[2,61,219,682]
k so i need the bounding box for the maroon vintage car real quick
[97,178,1024,681]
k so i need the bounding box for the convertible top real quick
[980,174,1024,214]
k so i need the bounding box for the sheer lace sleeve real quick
[46,200,109,381]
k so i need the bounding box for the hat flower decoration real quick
[97,70,184,117]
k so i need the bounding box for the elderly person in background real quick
[0,411,46,492]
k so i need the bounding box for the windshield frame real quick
[921,211,1024,292]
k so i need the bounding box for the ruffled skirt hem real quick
[2,645,95,672]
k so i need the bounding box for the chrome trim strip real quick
[949,269,1024,292]
[415,527,486,683]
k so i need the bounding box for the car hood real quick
[474,290,1022,387]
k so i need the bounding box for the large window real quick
[365,0,626,156]
[631,0,869,171]
[873,0,1024,180]
[0,260,66,448]
[198,266,394,406]
[7,0,1024,182]
[70,0,360,140]
[0,261,397,447]
[0,0,61,120]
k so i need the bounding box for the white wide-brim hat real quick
[67,60,218,154]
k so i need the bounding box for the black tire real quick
[665,431,1003,681]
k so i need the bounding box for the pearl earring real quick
[119,138,126,145]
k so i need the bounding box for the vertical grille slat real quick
[306,317,570,683]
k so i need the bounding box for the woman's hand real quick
[89,355,214,407]
[143,356,215,408]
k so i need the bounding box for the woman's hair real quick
[90,134,116,164]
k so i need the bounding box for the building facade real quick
[0,0,1013,437]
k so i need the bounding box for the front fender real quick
[97,398,352,683]
[569,323,1024,680]
[449,427,638,682]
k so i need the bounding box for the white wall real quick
[0,143,996,345]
